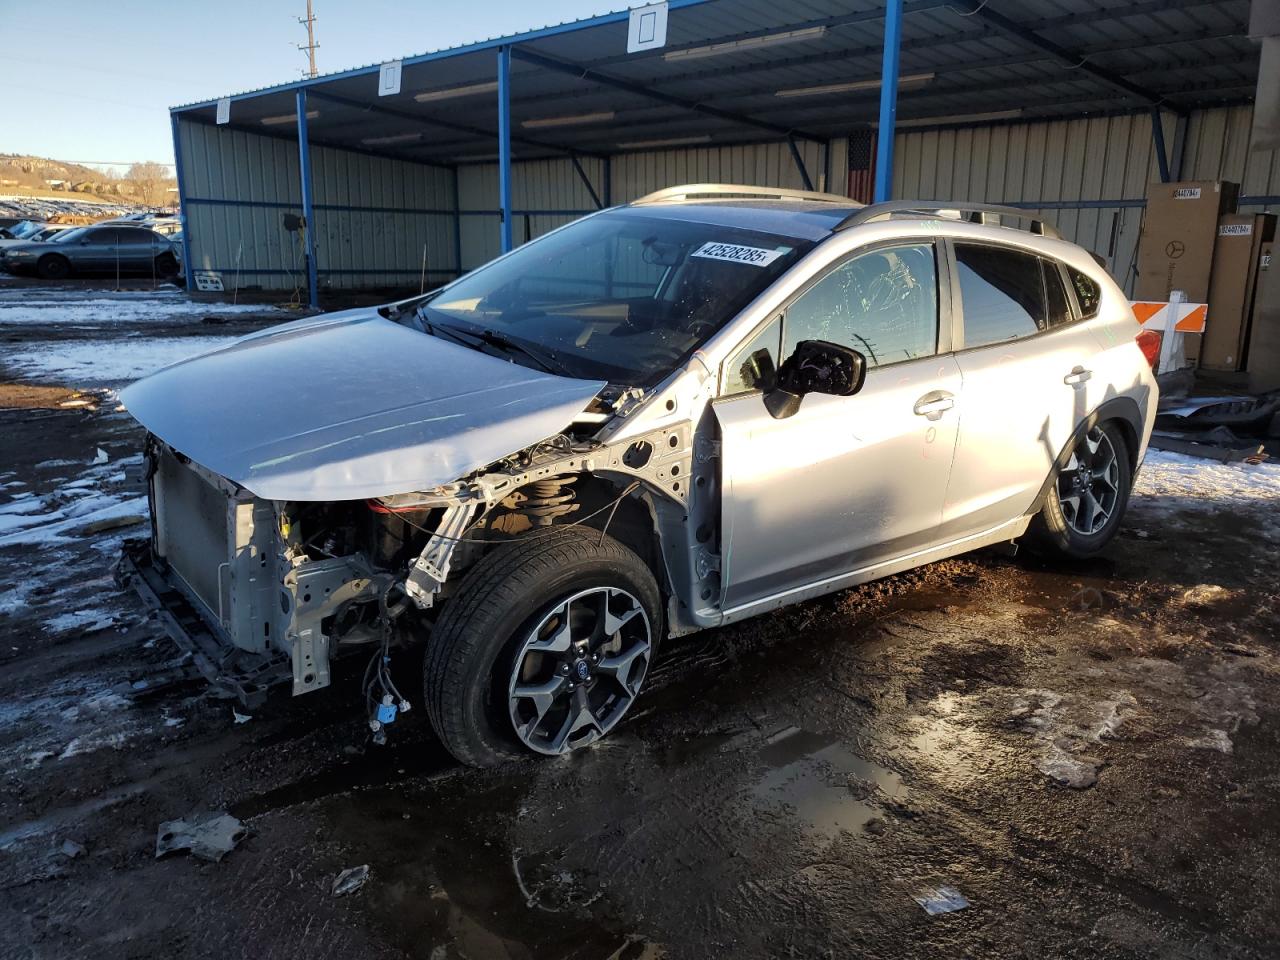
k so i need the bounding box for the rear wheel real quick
[1032,421,1131,558]
[424,527,661,767]
[37,254,70,280]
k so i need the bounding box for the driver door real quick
[713,242,963,611]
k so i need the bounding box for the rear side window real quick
[1042,260,1073,327]
[955,244,1046,348]
[116,230,154,245]
[1068,267,1102,319]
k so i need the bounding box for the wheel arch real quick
[455,470,683,622]
[1026,396,1143,516]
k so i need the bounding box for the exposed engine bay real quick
[118,388,716,741]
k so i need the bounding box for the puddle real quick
[752,727,908,840]
[319,777,654,960]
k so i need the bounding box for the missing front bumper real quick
[116,538,290,709]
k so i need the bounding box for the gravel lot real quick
[2,278,1279,960]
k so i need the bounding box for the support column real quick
[169,113,195,290]
[874,0,904,203]
[497,46,514,253]
[295,89,319,309]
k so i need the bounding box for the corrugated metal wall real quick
[177,118,455,293]
[179,105,1278,298]
[456,140,825,270]
[892,106,1280,295]
[1182,104,1280,202]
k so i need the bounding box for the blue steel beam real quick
[296,89,320,309]
[508,46,827,144]
[497,46,514,254]
[169,114,195,289]
[874,0,904,203]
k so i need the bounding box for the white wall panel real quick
[177,119,454,293]
[456,141,825,271]
[892,106,1279,296]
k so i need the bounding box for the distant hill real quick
[0,154,176,209]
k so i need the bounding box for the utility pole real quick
[297,0,319,78]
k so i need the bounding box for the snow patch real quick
[1,336,233,385]
[44,608,116,634]
[1010,688,1138,789]
[1135,450,1280,509]
[0,294,285,326]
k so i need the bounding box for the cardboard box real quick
[1247,240,1280,393]
[1135,180,1239,303]
[1201,214,1277,371]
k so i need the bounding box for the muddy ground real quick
[2,278,1279,959]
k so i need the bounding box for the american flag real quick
[847,129,875,203]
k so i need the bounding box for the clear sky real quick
[0,1,642,170]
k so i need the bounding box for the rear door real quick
[114,228,159,272]
[941,241,1103,538]
[714,240,963,610]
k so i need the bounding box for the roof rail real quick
[632,183,858,206]
[835,201,1061,240]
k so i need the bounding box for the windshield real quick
[11,221,42,239]
[418,210,813,385]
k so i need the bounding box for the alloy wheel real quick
[507,586,652,755]
[1056,426,1121,536]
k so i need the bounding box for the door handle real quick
[1064,367,1092,385]
[913,391,955,420]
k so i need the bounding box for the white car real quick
[118,184,1157,766]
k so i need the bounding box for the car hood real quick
[120,309,607,501]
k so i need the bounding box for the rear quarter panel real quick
[1075,261,1159,465]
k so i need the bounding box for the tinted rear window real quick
[955,244,1047,348]
[1068,267,1102,319]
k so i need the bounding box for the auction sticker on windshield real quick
[691,242,788,267]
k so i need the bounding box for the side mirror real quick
[764,339,867,420]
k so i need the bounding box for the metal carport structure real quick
[169,0,1267,307]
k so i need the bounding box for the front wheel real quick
[37,254,70,280]
[1031,421,1132,558]
[424,527,662,767]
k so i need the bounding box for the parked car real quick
[21,224,74,242]
[99,215,182,236]
[1,223,179,279]
[117,185,1157,767]
[0,219,48,241]
[0,221,55,250]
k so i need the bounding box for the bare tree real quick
[126,161,170,207]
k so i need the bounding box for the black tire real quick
[1030,420,1132,558]
[155,252,178,277]
[425,526,662,767]
[37,254,70,280]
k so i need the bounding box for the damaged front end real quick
[118,439,386,706]
[114,309,708,718]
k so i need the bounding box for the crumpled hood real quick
[120,309,606,501]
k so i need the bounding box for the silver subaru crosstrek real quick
[118,184,1157,766]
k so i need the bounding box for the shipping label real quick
[691,242,787,267]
